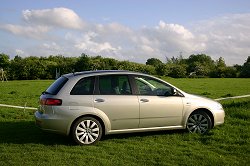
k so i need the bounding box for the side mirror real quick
[171,88,178,96]
[163,88,179,96]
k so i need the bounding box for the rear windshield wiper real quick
[42,91,52,95]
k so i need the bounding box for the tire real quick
[186,111,212,134]
[72,117,103,145]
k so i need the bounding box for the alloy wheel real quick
[73,117,102,145]
[187,112,211,134]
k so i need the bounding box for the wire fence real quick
[214,94,250,101]
[0,103,37,110]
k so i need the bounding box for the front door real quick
[134,76,184,128]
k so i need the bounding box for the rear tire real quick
[72,117,102,145]
[186,111,212,134]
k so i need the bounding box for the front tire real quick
[72,117,103,145]
[186,111,212,134]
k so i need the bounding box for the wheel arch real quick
[68,114,106,136]
[185,108,214,128]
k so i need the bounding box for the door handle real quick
[94,99,105,103]
[140,99,149,102]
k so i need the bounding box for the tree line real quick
[0,53,249,80]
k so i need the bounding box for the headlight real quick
[214,102,223,110]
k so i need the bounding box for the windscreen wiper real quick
[42,91,51,95]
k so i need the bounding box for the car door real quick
[93,74,139,130]
[134,75,184,128]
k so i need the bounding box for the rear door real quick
[93,75,139,130]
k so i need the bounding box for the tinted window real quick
[135,76,173,96]
[46,76,68,95]
[70,77,95,95]
[99,75,131,95]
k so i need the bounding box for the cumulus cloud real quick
[22,8,85,29]
[43,42,61,51]
[131,21,207,62]
[157,21,194,39]
[194,13,250,64]
[0,7,250,65]
[73,31,122,59]
[0,24,50,39]
[0,8,85,40]
[15,49,25,56]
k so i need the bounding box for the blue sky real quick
[1,0,250,65]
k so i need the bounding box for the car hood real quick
[184,93,215,102]
[182,93,222,109]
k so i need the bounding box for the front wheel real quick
[186,111,212,134]
[72,117,103,145]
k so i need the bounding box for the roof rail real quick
[73,70,130,76]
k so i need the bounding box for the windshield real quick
[135,76,174,96]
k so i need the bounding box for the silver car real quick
[35,70,225,145]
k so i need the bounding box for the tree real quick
[233,64,242,77]
[187,54,215,77]
[168,64,187,78]
[0,53,10,69]
[1,52,249,80]
[74,53,91,72]
[102,58,118,70]
[211,57,227,77]
[9,56,27,79]
[240,56,250,78]
[146,58,163,67]
[224,66,237,78]
[166,55,185,64]
[217,57,226,68]
[155,64,169,76]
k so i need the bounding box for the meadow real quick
[0,78,249,165]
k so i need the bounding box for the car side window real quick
[70,77,95,95]
[135,76,173,96]
[99,75,132,95]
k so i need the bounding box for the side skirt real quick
[107,125,185,135]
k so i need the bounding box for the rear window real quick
[45,76,68,95]
[70,76,95,95]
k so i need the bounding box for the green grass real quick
[0,80,52,107]
[163,77,250,99]
[0,79,250,165]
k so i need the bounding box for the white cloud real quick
[0,7,250,65]
[0,8,84,40]
[74,31,120,57]
[15,49,25,56]
[134,21,206,62]
[157,20,194,39]
[0,24,49,39]
[43,42,61,51]
[22,8,85,29]
[194,13,250,64]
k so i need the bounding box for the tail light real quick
[40,98,62,106]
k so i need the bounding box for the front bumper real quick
[213,108,225,126]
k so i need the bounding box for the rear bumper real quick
[34,111,69,135]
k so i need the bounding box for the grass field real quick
[0,78,249,165]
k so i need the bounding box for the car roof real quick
[62,70,146,78]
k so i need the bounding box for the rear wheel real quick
[186,111,212,134]
[72,117,102,145]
